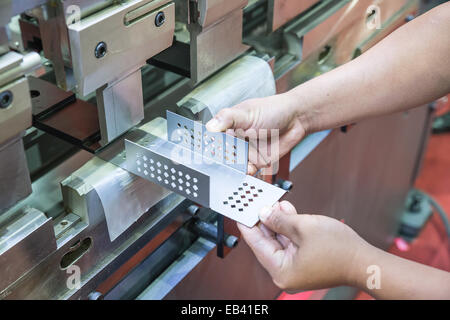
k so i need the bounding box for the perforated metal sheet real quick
[125,113,286,227]
[210,175,286,227]
[125,139,210,207]
[167,111,248,174]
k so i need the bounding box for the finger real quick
[259,223,278,240]
[260,218,292,249]
[247,163,257,176]
[279,201,298,215]
[248,143,271,169]
[259,202,301,243]
[276,234,292,249]
[237,223,285,274]
[206,107,252,132]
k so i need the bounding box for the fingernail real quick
[206,118,220,131]
[259,206,273,221]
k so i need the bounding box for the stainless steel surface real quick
[189,8,249,83]
[63,118,174,242]
[0,51,40,144]
[196,0,248,28]
[96,69,144,146]
[64,0,175,144]
[125,112,286,227]
[157,0,249,83]
[167,111,249,173]
[68,0,175,96]
[1,147,188,299]
[126,139,211,207]
[178,55,276,122]
[0,134,31,213]
[0,207,56,291]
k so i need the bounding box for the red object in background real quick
[279,95,450,301]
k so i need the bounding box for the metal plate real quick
[125,139,210,207]
[167,111,248,174]
[210,175,286,227]
[125,116,286,227]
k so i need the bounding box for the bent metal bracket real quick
[124,111,286,227]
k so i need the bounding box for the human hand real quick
[238,201,371,292]
[205,94,306,175]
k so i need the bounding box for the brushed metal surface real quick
[0,134,31,213]
[0,208,56,291]
[68,0,175,95]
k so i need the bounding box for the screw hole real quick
[0,90,13,109]
[30,90,40,98]
[318,45,332,65]
[155,11,166,27]
[95,42,107,59]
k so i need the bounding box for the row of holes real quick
[223,183,264,212]
[175,128,240,164]
[136,155,199,198]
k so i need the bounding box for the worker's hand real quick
[238,201,371,292]
[205,94,306,175]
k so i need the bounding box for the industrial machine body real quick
[0,0,433,299]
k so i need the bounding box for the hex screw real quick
[94,41,107,59]
[225,235,239,248]
[275,179,293,191]
[0,90,13,109]
[155,11,165,27]
[186,204,200,216]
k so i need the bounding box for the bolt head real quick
[0,90,13,109]
[95,42,107,59]
[155,11,165,27]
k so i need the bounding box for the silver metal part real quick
[0,51,41,144]
[96,69,145,146]
[156,0,249,84]
[0,207,56,291]
[189,8,249,83]
[68,0,175,96]
[0,50,40,212]
[125,112,286,227]
[167,111,249,173]
[178,55,276,122]
[63,118,173,242]
[0,134,31,213]
[125,139,211,206]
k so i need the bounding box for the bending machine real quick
[0,0,432,299]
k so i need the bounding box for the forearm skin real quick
[287,3,450,134]
[348,242,450,300]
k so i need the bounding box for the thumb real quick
[259,201,301,242]
[206,107,252,132]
